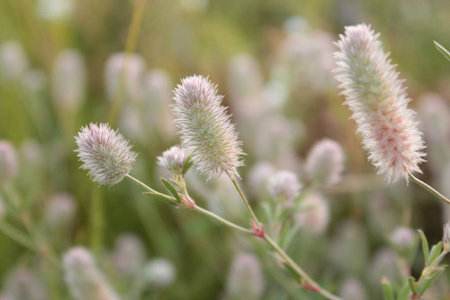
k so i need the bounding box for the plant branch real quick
[408,171,450,205]
[227,171,260,225]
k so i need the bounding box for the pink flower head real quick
[334,24,425,182]
[172,75,244,180]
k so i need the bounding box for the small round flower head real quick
[63,247,121,300]
[44,194,76,228]
[390,226,415,251]
[334,24,426,182]
[443,223,450,252]
[104,53,146,103]
[51,49,86,114]
[142,259,176,288]
[4,267,47,300]
[295,193,329,234]
[113,234,147,277]
[226,253,264,300]
[305,138,345,185]
[75,123,137,186]
[157,145,188,175]
[0,41,28,81]
[172,75,244,180]
[268,170,302,202]
[0,141,18,186]
[339,279,367,300]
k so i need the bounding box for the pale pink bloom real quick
[226,253,264,300]
[268,170,302,202]
[157,145,188,175]
[334,24,425,182]
[75,123,137,186]
[172,75,244,180]
[63,247,121,300]
[305,138,345,185]
[295,193,329,234]
[0,141,18,185]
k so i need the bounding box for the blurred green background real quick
[1,0,450,299]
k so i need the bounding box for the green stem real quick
[408,171,450,205]
[264,235,342,300]
[127,175,341,300]
[127,175,162,196]
[193,205,253,234]
[227,172,260,224]
[108,0,147,124]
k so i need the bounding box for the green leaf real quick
[428,242,443,266]
[181,156,194,175]
[381,278,395,300]
[161,178,181,203]
[434,41,450,62]
[408,277,417,295]
[418,230,429,264]
[418,268,446,295]
[397,282,410,300]
[143,192,178,206]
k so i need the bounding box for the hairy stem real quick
[227,172,260,225]
[408,171,450,205]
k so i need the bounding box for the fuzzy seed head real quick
[157,145,188,175]
[172,75,244,180]
[268,170,302,202]
[334,24,425,182]
[305,138,345,185]
[0,141,18,186]
[75,123,137,186]
[63,247,121,300]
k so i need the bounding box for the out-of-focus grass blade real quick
[434,41,450,62]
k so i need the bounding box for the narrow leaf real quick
[418,230,429,264]
[408,277,417,295]
[397,283,410,300]
[428,242,443,266]
[418,268,445,295]
[161,178,181,203]
[381,277,395,300]
[181,157,194,175]
[143,192,178,206]
[435,41,450,62]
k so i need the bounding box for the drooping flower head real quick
[157,145,188,175]
[334,24,425,182]
[172,75,244,180]
[75,123,137,186]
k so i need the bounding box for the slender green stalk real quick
[127,175,341,300]
[0,221,34,250]
[127,175,160,195]
[227,172,260,224]
[408,171,450,205]
[264,235,342,300]
[108,0,147,124]
[193,205,253,234]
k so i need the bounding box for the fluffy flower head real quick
[75,123,137,186]
[268,170,302,202]
[305,138,345,185]
[172,75,244,180]
[334,24,425,182]
[157,145,188,175]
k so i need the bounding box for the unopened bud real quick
[157,146,189,175]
